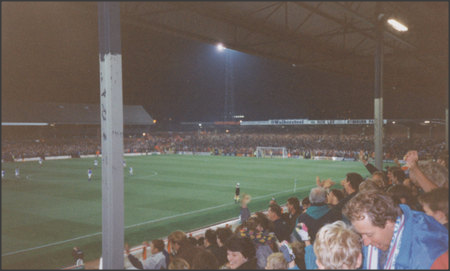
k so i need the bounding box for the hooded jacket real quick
[362,204,448,269]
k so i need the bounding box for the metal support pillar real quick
[374,3,384,170]
[446,108,448,151]
[224,49,234,121]
[98,2,124,269]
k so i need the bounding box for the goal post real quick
[255,146,288,158]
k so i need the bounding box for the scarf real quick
[366,214,405,269]
[239,227,276,245]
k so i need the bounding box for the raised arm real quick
[404,150,438,192]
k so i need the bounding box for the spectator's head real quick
[168,230,187,254]
[313,221,362,269]
[309,187,327,204]
[386,184,418,210]
[241,217,258,232]
[287,197,301,214]
[196,236,204,247]
[150,239,165,255]
[168,257,190,269]
[391,168,406,185]
[241,193,251,207]
[265,252,288,269]
[225,235,256,269]
[301,197,311,211]
[418,188,449,226]
[187,236,197,246]
[417,160,449,188]
[191,249,219,269]
[343,190,401,251]
[204,229,217,247]
[372,171,387,188]
[327,189,345,206]
[216,227,233,247]
[387,166,400,184]
[343,172,364,194]
[359,179,382,192]
[267,204,282,221]
[252,212,274,232]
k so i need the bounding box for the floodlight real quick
[424,120,430,124]
[217,43,226,51]
[387,19,408,32]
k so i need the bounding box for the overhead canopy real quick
[113,1,447,98]
[3,2,447,116]
[1,102,154,126]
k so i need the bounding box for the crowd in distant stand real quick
[3,129,448,269]
[2,131,446,161]
[112,149,447,269]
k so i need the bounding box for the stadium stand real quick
[2,106,447,269]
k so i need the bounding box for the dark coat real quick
[236,257,258,270]
[273,218,291,242]
[295,203,341,242]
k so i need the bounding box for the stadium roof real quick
[97,1,447,99]
[1,102,154,126]
[2,2,447,120]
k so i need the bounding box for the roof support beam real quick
[331,2,416,50]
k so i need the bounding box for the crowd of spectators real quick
[114,149,448,270]
[2,130,446,161]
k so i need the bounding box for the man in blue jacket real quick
[343,190,448,269]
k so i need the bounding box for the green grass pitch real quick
[1,154,373,269]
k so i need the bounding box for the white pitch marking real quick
[2,184,314,257]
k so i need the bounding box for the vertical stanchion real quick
[374,3,384,171]
[98,2,124,269]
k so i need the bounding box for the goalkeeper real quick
[234,182,240,203]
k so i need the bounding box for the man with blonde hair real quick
[313,221,362,269]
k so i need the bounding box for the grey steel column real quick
[446,108,448,151]
[374,3,384,170]
[98,2,124,269]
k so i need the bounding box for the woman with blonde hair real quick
[313,221,362,269]
[265,252,288,269]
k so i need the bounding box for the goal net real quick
[255,146,288,158]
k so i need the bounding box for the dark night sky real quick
[2,2,447,124]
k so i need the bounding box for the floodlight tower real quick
[217,43,235,122]
[374,3,408,170]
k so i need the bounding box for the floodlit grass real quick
[1,154,371,269]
